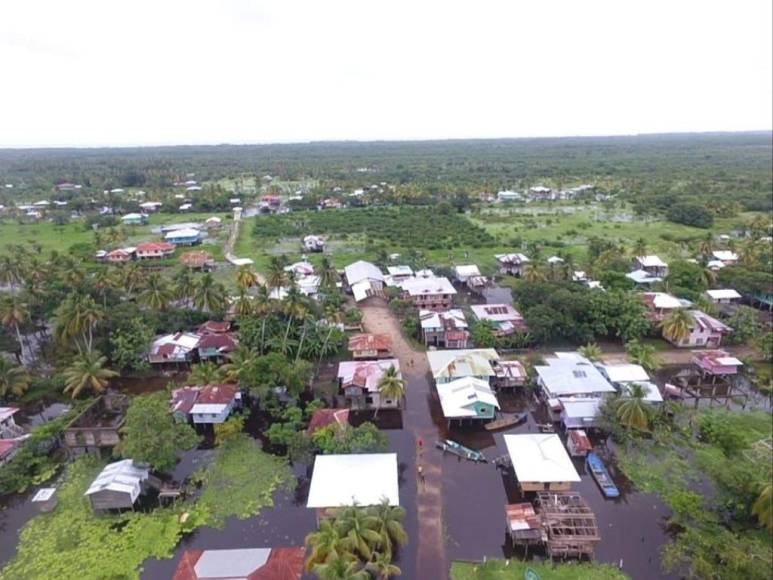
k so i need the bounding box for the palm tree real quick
[173,267,196,307]
[312,555,369,580]
[282,286,308,355]
[366,552,401,580]
[752,482,772,532]
[523,263,545,283]
[235,264,259,289]
[189,361,225,385]
[632,237,647,257]
[320,306,345,364]
[369,499,408,558]
[0,357,31,398]
[193,273,227,312]
[318,256,339,290]
[0,296,29,363]
[221,346,257,384]
[660,309,693,345]
[140,273,173,311]
[375,366,405,418]
[63,350,118,398]
[266,255,290,289]
[305,518,351,572]
[336,506,382,561]
[253,285,273,353]
[578,343,603,362]
[615,382,651,431]
[625,339,661,372]
[231,287,254,317]
[698,234,714,263]
[121,263,145,297]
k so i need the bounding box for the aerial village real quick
[0,146,771,580]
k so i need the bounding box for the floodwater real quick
[0,489,40,567]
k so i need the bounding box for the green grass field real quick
[450,560,628,580]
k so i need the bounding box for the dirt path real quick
[359,301,449,580]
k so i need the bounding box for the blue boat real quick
[587,452,620,498]
[435,439,487,463]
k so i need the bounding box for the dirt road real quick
[359,300,449,580]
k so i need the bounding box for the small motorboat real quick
[484,412,528,431]
[435,439,487,463]
[587,452,620,498]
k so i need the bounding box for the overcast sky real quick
[1,0,771,147]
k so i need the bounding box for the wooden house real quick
[504,434,581,492]
[704,289,742,305]
[491,360,528,389]
[437,377,500,425]
[337,359,402,411]
[189,384,241,424]
[347,333,394,359]
[180,250,215,270]
[419,309,470,348]
[165,228,201,246]
[197,333,238,361]
[148,332,201,365]
[535,492,600,559]
[63,395,128,458]
[692,349,743,377]
[566,429,593,457]
[495,253,530,277]
[634,255,669,277]
[641,292,684,323]
[344,260,385,302]
[85,459,150,512]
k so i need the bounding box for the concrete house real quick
[495,253,530,277]
[470,303,527,336]
[344,260,385,302]
[534,353,615,400]
[337,359,402,411]
[419,309,470,348]
[165,228,201,246]
[85,459,150,512]
[135,241,176,260]
[634,255,669,278]
[704,289,742,305]
[437,377,500,424]
[347,333,394,359]
[692,349,743,377]
[106,248,135,263]
[664,310,732,348]
[398,276,456,311]
[504,434,581,492]
[426,348,500,384]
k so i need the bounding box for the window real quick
[572,370,587,378]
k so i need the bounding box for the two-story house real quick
[419,309,470,348]
[495,253,530,277]
[398,276,456,311]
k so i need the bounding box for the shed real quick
[85,459,149,512]
[31,487,58,512]
[307,453,399,508]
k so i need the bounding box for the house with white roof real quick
[189,384,241,424]
[398,276,456,311]
[560,398,603,429]
[386,265,413,282]
[626,269,663,285]
[303,235,325,252]
[437,377,500,424]
[173,547,305,580]
[148,332,201,364]
[419,309,470,348]
[634,255,669,277]
[534,353,616,399]
[596,364,663,403]
[344,260,384,302]
[139,201,163,212]
[712,250,739,266]
[120,213,147,225]
[165,228,201,246]
[642,292,686,322]
[495,253,530,277]
[307,453,399,508]
[504,434,581,492]
[705,289,742,304]
[453,264,481,283]
[0,407,23,439]
[470,303,527,336]
[426,348,500,384]
[497,190,524,202]
[85,459,150,512]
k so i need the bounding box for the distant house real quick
[626,269,663,285]
[198,320,231,335]
[173,547,305,580]
[504,434,581,492]
[398,276,456,311]
[495,253,530,277]
[135,241,176,260]
[165,228,201,246]
[385,265,414,284]
[180,250,215,270]
[534,353,615,400]
[491,360,528,389]
[63,395,128,458]
[547,256,564,265]
[692,349,743,377]
[106,248,135,263]
[85,459,150,512]
[139,201,163,212]
[528,186,554,201]
[197,333,238,360]
[285,261,315,278]
[204,216,222,229]
[712,250,739,266]
[419,309,470,348]
[303,235,325,252]
[641,292,685,322]
[664,310,732,348]
[178,203,193,212]
[470,303,527,336]
[497,190,524,202]
[344,260,385,302]
[337,359,402,411]
[437,377,500,424]
[0,407,23,439]
[186,384,241,424]
[634,255,669,278]
[426,348,500,384]
[453,264,481,283]
[306,408,350,435]
[466,275,490,292]
[704,289,742,304]
[347,333,394,359]
[120,213,147,225]
[148,332,201,365]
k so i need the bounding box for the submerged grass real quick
[1,434,293,580]
[450,559,629,580]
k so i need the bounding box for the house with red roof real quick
[197,333,238,361]
[173,547,304,580]
[198,320,232,335]
[135,241,176,260]
[307,408,350,435]
[347,333,393,359]
[106,248,134,263]
[337,359,402,411]
[190,384,241,424]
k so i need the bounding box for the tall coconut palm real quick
[366,552,401,580]
[235,264,259,289]
[0,357,31,398]
[54,293,104,352]
[0,255,21,291]
[752,482,772,532]
[336,506,382,561]
[63,350,118,398]
[266,255,290,290]
[616,382,651,431]
[660,309,694,345]
[140,273,173,311]
[193,273,227,312]
[578,343,603,362]
[305,518,351,572]
[625,339,661,372]
[253,285,273,353]
[318,256,339,290]
[282,286,308,354]
[523,263,545,283]
[375,366,405,417]
[121,263,145,297]
[697,234,714,263]
[320,306,345,364]
[369,499,408,557]
[231,287,254,317]
[312,555,369,580]
[188,361,225,385]
[0,296,29,363]
[221,346,257,384]
[632,237,647,258]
